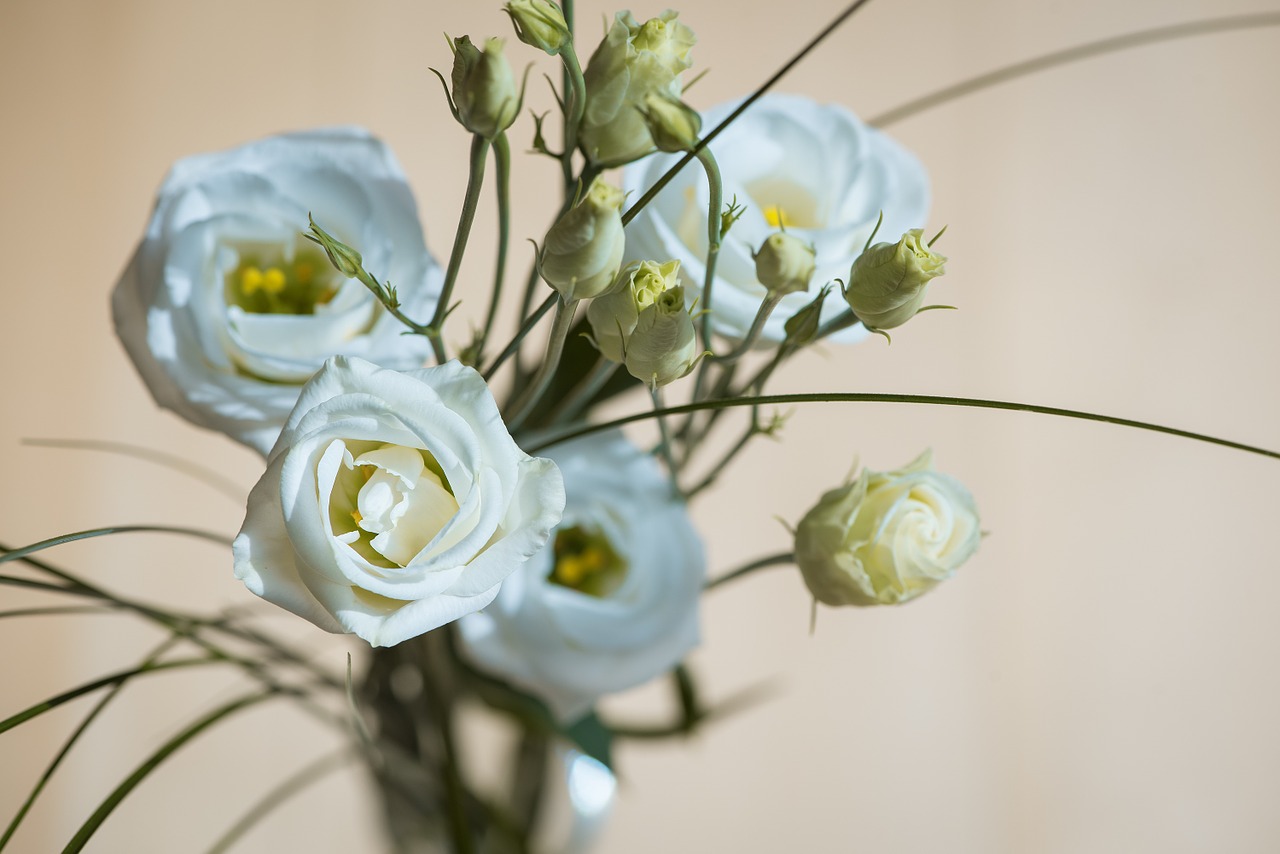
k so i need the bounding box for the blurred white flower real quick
[459,432,704,722]
[233,356,564,648]
[112,127,441,454]
[623,93,929,344]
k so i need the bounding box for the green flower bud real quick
[842,228,947,331]
[540,178,627,301]
[305,215,363,278]
[623,286,700,388]
[450,36,519,139]
[579,10,696,165]
[637,91,701,153]
[783,285,831,348]
[753,231,816,296]
[587,259,682,362]
[504,0,570,55]
[794,451,980,607]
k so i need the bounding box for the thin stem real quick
[420,644,475,854]
[478,132,513,364]
[621,0,876,228]
[528,392,1280,461]
[650,387,682,496]
[507,297,580,431]
[546,356,618,426]
[711,293,784,364]
[705,551,796,590]
[428,134,491,364]
[694,147,723,355]
[686,421,757,499]
[0,525,230,567]
[869,12,1280,128]
[560,42,586,189]
[485,293,557,382]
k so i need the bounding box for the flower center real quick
[224,240,340,316]
[549,525,626,597]
[330,443,458,568]
[745,177,821,229]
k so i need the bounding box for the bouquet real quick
[3,1,1279,851]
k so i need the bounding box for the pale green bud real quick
[623,286,700,388]
[587,259,682,362]
[754,231,816,296]
[843,228,947,330]
[540,178,627,301]
[504,0,570,55]
[305,215,363,278]
[450,36,519,139]
[783,285,830,348]
[794,451,981,607]
[579,10,696,164]
[637,91,701,153]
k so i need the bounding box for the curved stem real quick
[560,42,586,189]
[485,293,557,382]
[694,148,723,355]
[478,132,512,364]
[705,551,796,590]
[711,293,784,364]
[528,392,1280,461]
[546,356,618,426]
[869,12,1280,128]
[428,134,491,364]
[507,298,581,431]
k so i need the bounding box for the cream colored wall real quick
[3,0,1279,851]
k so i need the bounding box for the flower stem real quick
[546,356,619,426]
[694,147,723,355]
[650,387,683,497]
[711,293,784,364]
[507,297,581,432]
[528,392,1280,462]
[477,132,512,364]
[484,292,557,382]
[428,134,491,364]
[705,551,796,590]
[560,41,586,190]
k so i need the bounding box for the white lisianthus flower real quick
[233,356,564,648]
[623,93,929,345]
[794,451,980,607]
[112,127,442,455]
[458,432,704,723]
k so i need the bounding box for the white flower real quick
[232,356,564,648]
[458,432,704,722]
[112,127,442,455]
[623,93,929,345]
[794,450,980,607]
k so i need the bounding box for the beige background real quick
[3,0,1280,851]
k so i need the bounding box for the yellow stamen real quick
[262,267,286,295]
[764,207,791,228]
[240,266,264,294]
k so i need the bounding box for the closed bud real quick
[504,0,570,55]
[623,286,700,388]
[305,216,363,279]
[579,11,696,164]
[843,228,947,330]
[637,91,701,153]
[795,451,980,607]
[587,259,682,362]
[754,231,816,296]
[451,36,519,139]
[783,285,830,348]
[540,178,627,300]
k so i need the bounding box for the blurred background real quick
[3,0,1280,851]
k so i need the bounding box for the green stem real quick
[694,147,724,355]
[705,552,796,590]
[507,298,581,431]
[428,134,491,364]
[650,387,682,496]
[869,12,1280,129]
[686,420,757,499]
[0,525,230,567]
[528,392,1280,460]
[485,292,557,382]
[560,42,586,190]
[478,132,512,364]
[621,0,876,227]
[546,356,619,426]
[712,293,784,364]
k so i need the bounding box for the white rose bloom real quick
[233,356,564,648]
[112,127,442,455]
[623,93,929,345]
[794,450,980,607]
[458,432,704,723]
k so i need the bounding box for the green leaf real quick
[563,711,613,771]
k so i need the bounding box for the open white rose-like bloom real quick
[795,450,981,607]
[233,356,565,648]
[623,93,930,344]
[458,432,704,722]
[112,127,442,455]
